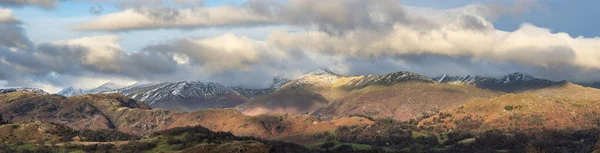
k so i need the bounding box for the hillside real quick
[0,91,373,143]
[237,69,502,121]
[166,108,373,143]
[419,93,600,133]
[5,85,600,152]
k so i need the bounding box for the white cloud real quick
[0,8,19,24]
[46,35,124,72]
[74,6,275,31]
[142,33,288,73]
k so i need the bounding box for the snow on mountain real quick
[576,81,600,89]
[435,74,499,85]
[280,69,437,90]
[348,71,435,88]
[435,72,565,92]
[58,81,132,97]
[56,86,87,97]
[282,68,343,89]
[269,76,291,89]
[55,77,290,110]
[0,88,48,94]
[122,81,236,106]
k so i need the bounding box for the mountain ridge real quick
[0,88,48,94]
[435,72,567,92]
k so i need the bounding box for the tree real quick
[321,141,335,152]
[0,114,6,125]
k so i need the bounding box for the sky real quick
[1,0,600,93]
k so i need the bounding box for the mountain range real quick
[57,77,290,111]
[4,69,600,152]
[44,69,600,113]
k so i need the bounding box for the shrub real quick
[504,105,514,111]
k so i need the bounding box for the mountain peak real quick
[502,72,536,83]
[58,81,134,97]
[303,68,342,77]
[347,71,434,88]
[270,76,291,89]
[97,81,129,89]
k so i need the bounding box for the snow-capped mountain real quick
[58,82,132,97]
[122,81,235,106]
[0,88,48,94]
[115,80,286,110]
[269,76,292,89]
[56,78,288,111]
[56,87,87,97]
[348,71,435,88]
[435,72,566,92]
[281,68,437,90]
[281,68,343,89]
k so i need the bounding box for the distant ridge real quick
[56,78,289,111]
[435,72,567,92]
[58,81,132,97]
[0,88,48,94]
[237,69,502,121]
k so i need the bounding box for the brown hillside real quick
[0,92,115,130]
[419,93,600,133]
[0,92,373,143]
[0,91,185,135]
[167,108,373,142]
[522,82,600,100]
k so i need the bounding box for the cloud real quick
[0,0,59,9]
[73,6,276,31]
[4,0,600,93]
[0,0,205,10]
[0,8,29,49]
[113,0,204,9]
[273,0,408,34]
[262,2,600,82]
[0,8,20,24]
[75,0,544,33]
[74,0,411,32]
[142,33,283,72]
